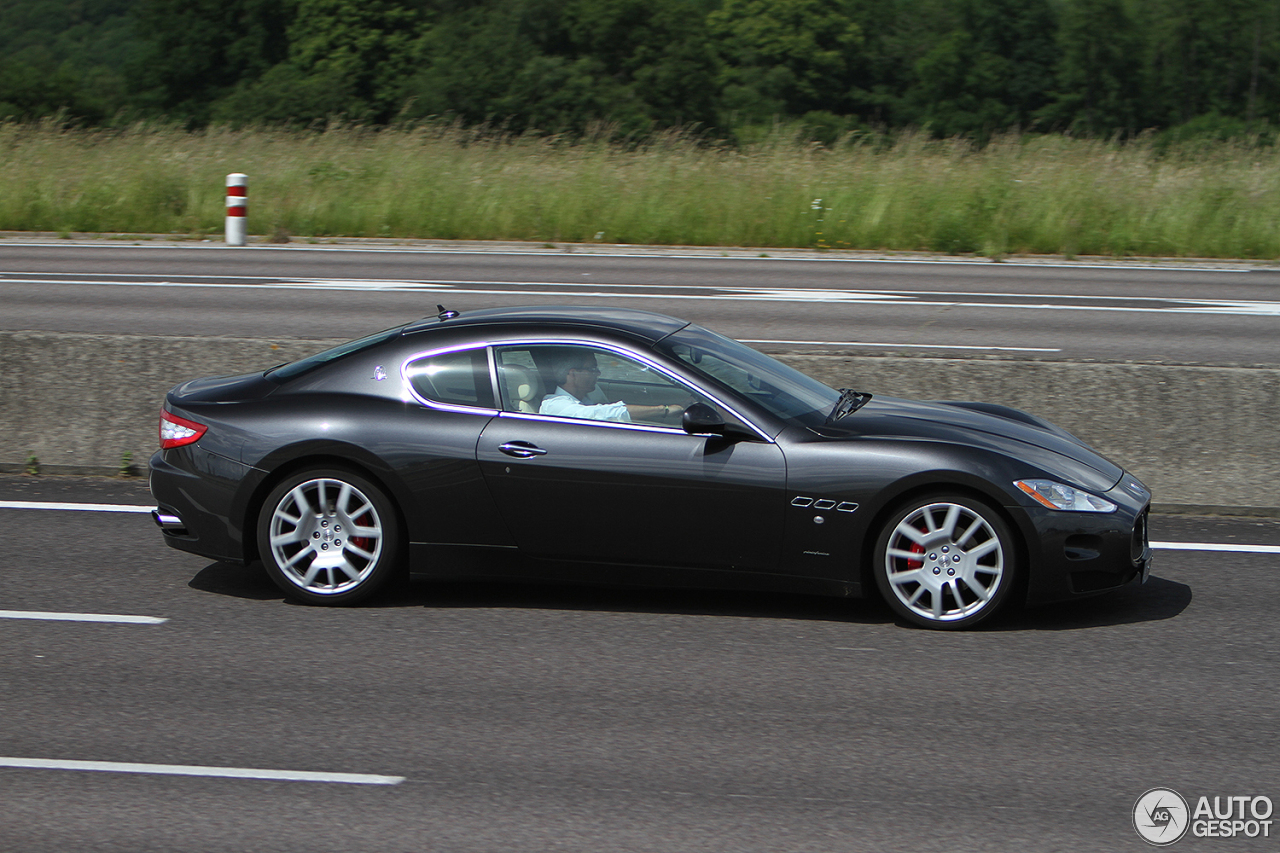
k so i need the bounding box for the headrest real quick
[500,364,539,402]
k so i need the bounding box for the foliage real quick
[1041,0,1143,135]
[0,0,143,123]
[2,0,1280,142]
[391,0,720,135]
[708,0,863,125]
[128,0,294,124]
[897,0,1055,139]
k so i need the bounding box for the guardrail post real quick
[225,173,248,246]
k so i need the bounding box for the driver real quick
[540,352,685,423]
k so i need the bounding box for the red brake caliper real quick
[349,510,373,555]
[907,542,925,569]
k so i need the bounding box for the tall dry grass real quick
[2,121,1279,258]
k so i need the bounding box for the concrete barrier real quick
[2,331,1276,514]
[0,332,324,477]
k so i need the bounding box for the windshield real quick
[266,326,402,381]
[656,326,841,428]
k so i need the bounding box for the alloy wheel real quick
[879,499,1012,627]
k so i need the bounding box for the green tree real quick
[708,0,863,125]
[905,0,1057,137]
[0,0,143,122]
[287,0,425,118]
[909,30,1013,136]
[841,0,960,126]
[130,0,295,123]
[394,1,548,124]
[211,0,427,125]
[209,62,359,126]
[562,0,719,129]
[1144,0,1280,128]
[496,54,640,132]
[398,0,717,135]
[0,53,80,120]
[1043,0,1143,135]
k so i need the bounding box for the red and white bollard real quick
[225,173,247,246]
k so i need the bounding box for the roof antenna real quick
[436,304,459,320]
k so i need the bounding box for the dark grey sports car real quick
[149,305,1151,629]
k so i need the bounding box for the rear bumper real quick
[149,448,257,563]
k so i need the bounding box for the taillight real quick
[159,409,207,449]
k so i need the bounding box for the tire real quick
[872,494,1017,630]
[256,467,403,605]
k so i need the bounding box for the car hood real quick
[827,396,1124,492]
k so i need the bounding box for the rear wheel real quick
[257,468,402,605]
[873,494,1017,630]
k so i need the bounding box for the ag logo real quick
[1134,788,1190,845]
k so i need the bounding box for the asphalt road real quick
[2,475,1277,852]
[3,242,1278,850]
[3,242,1280,365]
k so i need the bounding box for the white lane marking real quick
[736,288,913,302]
[0,757,404,785]
[741,339,1061,353]
[1152,541,1280,554]
[2,272,1261,302]
[3,270,1261,291]
[0,610,167,624]
[8,274,1280,317]
[0,501,152,513]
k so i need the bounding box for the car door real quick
[476,343,786,572]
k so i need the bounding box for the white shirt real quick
[539,386,631,422]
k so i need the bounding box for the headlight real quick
[1015,479,1117,513]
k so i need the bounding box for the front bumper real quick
[1019,471,1152,606]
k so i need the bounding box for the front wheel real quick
[872,494,1018,630]
[257,468,403,605]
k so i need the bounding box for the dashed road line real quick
[0,757,403,785]
[1150,541,1280,555]
[7,272,1279,317]
[0,610,167,624]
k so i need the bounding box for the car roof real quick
[402,305,690,342]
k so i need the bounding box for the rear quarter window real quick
[405,348,494,409]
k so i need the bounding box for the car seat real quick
[499,363,542,413]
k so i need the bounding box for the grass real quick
[3,120,1280,258]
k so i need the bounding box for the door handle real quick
[498,441,548,458]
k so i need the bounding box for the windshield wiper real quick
[827,388,872,423]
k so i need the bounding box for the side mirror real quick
[682,402,725,435]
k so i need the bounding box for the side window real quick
[495,344,710,426]
[405,348,493,409]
